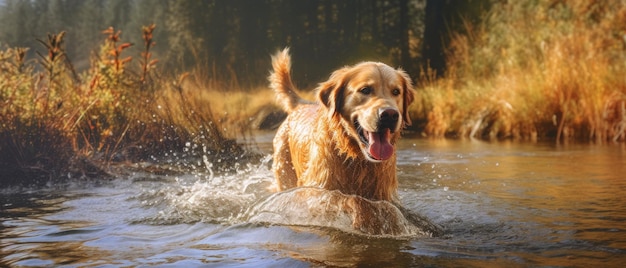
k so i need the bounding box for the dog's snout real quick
[378,108,399,130]
[380,108,399,122]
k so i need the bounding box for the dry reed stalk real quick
[415,0,626,143]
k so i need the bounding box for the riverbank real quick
[208,2,626,143]
[412,1,626,142]
[2,0,625,185]
[0,26,250,185]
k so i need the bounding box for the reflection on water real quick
[2,138,626,266]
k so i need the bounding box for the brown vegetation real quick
[414,0,626,143]
[0,25,245,184]
[2,1,625,185]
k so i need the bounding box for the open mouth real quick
[354,120,395,161]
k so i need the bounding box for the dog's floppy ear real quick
[318,68,348,117]
[398,69,415,127]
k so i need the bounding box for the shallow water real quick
[2,137,626,267]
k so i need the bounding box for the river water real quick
[2,136,626,267]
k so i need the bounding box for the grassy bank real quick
[215,0,626,144]
[0,25,247,184]
[2,1,625,184]
[413,0,626,142]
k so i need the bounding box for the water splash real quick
[244,187,442,238]
[131,153,440,238]
[133,155,274,225]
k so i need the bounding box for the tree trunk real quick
[398,0,411,72]
[421,0,447,77]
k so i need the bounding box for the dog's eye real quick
[359,86,373,95]
[392,88,401,96]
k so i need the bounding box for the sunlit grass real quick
[176,75,278,137]
[0,25,246,184]
[3,1,626,184]
[415,0,626,143]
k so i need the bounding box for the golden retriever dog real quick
[269,48,414,202]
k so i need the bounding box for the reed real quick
[0,25,243,184]
[416,0,626,143]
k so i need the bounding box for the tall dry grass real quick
[0,25,246,184]
[416,0,626,143]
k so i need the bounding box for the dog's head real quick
[318,62,415,162]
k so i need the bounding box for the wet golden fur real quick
[269,48,415,202]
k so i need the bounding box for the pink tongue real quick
[367,129,394,160]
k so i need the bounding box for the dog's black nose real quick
[380,108,399,121]
[379,108,399,130]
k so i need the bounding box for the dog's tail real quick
[269,48,303,113]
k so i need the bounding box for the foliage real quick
[417,0,626,143]
[0,25,242,184]
[2,1,625,186]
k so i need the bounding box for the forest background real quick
[1,0,625,183]
[1,0,472,86]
